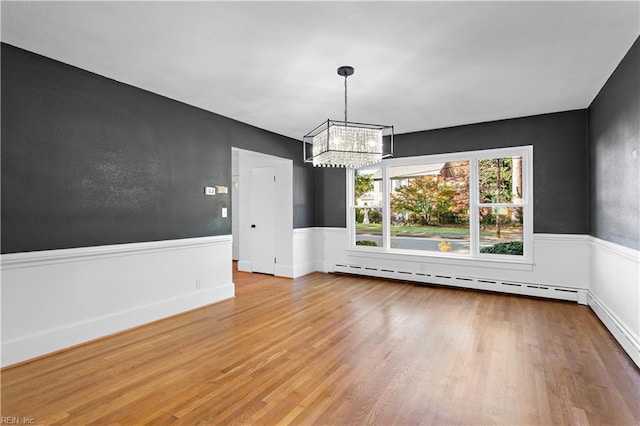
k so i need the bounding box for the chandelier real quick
[303,66,393,168]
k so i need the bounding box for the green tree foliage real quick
[354,171,374,202]
[390,176,438,224]
[355,240,378,247]
[480,241,523,255]
[390,162,469,225]
[478,158,519,236]
[478,158,513,203]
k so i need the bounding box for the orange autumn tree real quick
[390,162,469,226]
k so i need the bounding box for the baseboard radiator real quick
[333,263,586,304]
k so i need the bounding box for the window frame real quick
[347,145,533,264]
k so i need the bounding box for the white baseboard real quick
[1,235,234,367]
[589,291,640,368]
[237,260,295,278]
[292,262,317,278]
[274,264,294,278]
[237,260,252,272]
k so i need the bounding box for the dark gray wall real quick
[1,44,315,254]
[589,37,640,250]
[316,110,590,235]
[315,167,348,228]
[7,37,636,254]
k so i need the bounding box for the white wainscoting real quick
[4,230,637,369]
[313,228,589,290]
[315,227,349,273]
[588,237,640,367]
[292,228,317,278]
[1,235,234,368]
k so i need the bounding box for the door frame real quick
[232,148,293,276]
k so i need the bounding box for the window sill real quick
[346,246,534,271]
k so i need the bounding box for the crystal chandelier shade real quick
[303,66,393,168]
[305,120,392,168]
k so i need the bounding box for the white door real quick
[250,166,276,274]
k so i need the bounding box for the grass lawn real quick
[356,223,521,238]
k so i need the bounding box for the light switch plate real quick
[222,207,228,218]
[204,187,216,195]
[215,186,228,194]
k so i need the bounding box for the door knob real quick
[251,224,256,228]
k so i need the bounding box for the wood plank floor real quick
[2,269,639,425]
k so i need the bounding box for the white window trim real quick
[347,145,534,265]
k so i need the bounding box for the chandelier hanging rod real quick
[338,65,354,123]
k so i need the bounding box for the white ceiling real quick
[2,1,639,140]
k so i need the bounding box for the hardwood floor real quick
[2,269,639,425]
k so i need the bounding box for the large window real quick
[348,146,532,262]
